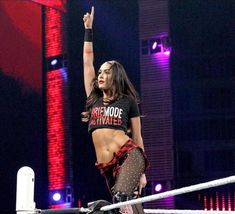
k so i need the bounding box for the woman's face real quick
[97,62,113,90]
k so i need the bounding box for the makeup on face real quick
[97,63,113,89]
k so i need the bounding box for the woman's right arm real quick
[83,6,95,97]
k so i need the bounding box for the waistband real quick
[96,139,149,176]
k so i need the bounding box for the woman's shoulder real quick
[119,94,134,101]
[122,94,138,103]
[116,95,138,107]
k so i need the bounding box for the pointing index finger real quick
[91,6,94,18]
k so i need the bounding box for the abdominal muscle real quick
[92,128,130,163]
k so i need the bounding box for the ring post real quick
[16,166,36,214]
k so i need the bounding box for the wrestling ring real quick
[16,166,235,214]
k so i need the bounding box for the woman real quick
[82,7,149,214]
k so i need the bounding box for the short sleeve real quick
[129,97,140,118]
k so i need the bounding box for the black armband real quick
[84,29,93,42]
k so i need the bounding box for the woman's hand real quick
[138,173,147,195]
[83,6,94,29]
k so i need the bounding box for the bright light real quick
[51,59,58,66]
[150,38,161,54]
[155,183,162,192]
[53,192,61,201]
[164,50,171,55]
[152,41,158,50]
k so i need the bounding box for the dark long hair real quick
[82,60,139,122]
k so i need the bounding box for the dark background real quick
[0,0,234,213]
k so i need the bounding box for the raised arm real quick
[83,6,95,97]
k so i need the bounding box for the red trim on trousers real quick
[95,139,149,177]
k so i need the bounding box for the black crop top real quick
[88,96,140,133]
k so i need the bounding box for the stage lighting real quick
[150,38,161,54]
[49,190,65,204]
[164,51,171,55]
[47,54,67,71]
[52,192,61,201]
[49,187,72,207]
[155,183,163,192]
[152,41,157,50]
[51,59,58,66]
[141,36,171,55]
[152,180,172,193]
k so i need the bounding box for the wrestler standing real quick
[82,7,149,213]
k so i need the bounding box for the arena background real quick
[0,0,234,213]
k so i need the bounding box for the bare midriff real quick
[92,128,130,163]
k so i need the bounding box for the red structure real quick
[42,2,73,208]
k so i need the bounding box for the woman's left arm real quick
[130,117,144,150]
[130,117,147,194]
